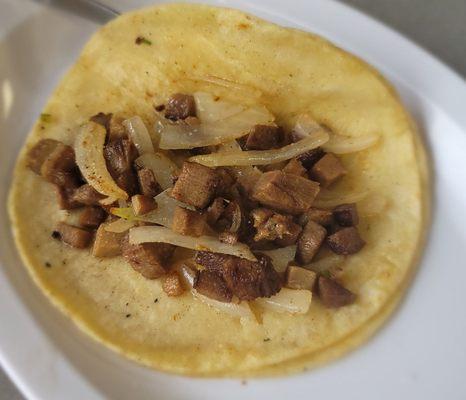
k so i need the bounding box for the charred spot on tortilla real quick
[8,3,427,378]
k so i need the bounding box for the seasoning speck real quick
[40,113,52,123]
[154,298,159,303]
[44,262,51,268]
[126,314,131,318]
[135,36,152,45]
[263,338,271,342]
[51,231,61,239]
[154,104,165,112]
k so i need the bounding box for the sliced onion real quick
[158,105,274,149]
[313,190,369,208]
[192,290,255,319]
[307,254,346,277]
[194,92,245,123]
[122,116,154,155]
[193,75,262,98]
[110,189,193,227]
[255,288,312,314]
[262,245,297,273]
[189,130,329,167]
[135,153,179,189]
[104,218,135,233]
[129,226,257,261]
[293,114,323,140]
[75,122,128,200]
[323,133,379,154]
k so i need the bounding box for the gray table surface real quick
[1,0,465,398]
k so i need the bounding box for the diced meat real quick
[327,227,365,255]
[71,184,105,206]
[251,171,320,215]
[171,162,220,209]
[137,168,161,197]
[206,197,227,226]
[79,206,106,228]
[309,153,347,188]
[194,252,281,300]
[244,125,282,150]
[333,203,359,226]
[131,194,157,216]
[283,158,307,177]
[215,167,236,197]
[285,265,317,290]
[317,276,356,308]
[162,271,185,297]
[52,222,92,249]
[55,184,81,210]
[297,148,325,169]
[164,93,196,121]
[301,207,334,227]
[40,144,78,187]
[104,138,138,195]
[296,220,327,264]
[251,208,302,246]
[194,270,233,302]
[27,139,62,174]
[172,206,207,237]
[121,237,175,279]
[92,223,125,257]
[90,113,126,141]
[90,112,112,128]
[219,231,239,245]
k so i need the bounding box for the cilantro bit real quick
[135,36,152,46]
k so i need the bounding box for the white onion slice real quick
[189,130,329,167]
[104,218,135,233]
[135,153,179,189]
[194,92,245,123]
[192,290,255,319]
[75,122,128,200]
[123,116,154,155]
[129,226,257,261]
[193,75,262,98]
[262,245,297,273]
[293,114,323,140]
[255,288,312,314]
[313,190,369,208]
[307,254,346,277]
[158,105,274,149]
[323,133,379,154]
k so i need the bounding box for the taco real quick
[8,4,428,376]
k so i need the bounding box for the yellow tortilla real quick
[8,4,428,376]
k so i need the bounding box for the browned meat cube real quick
[333,203,359,226]
[215,167,236,197]
[219,231,239,245]
[327,227,365,255]
[79,206,106,228]
[302,207,334,227]
[251,171,320,215]
[171,162,220,209]
[318,276,355,308]
[90,112,112,128]
[137,168,161,197]
[296,220,327,264]
[162,271,185,297]
[41,146,77,187]
[309,153,347,188]
[71,184,105,206]
[90,113,127,141]
[194,252,281,300]
[164,93,196,121]
[92,223,125,257]
[194,270,232,302]
[27,139,62,174]
[172,206,207,237]
[104,138,138,195]
[285,265,317,290]
[52,222,92,249]
[121,238,175,279]
[283,158,307,177]
[206,197,227,226]
[131,194,157,216]
[251,208,302,246]
[297,148,325,169]
[55,184,81,210]
[244,125,282,150]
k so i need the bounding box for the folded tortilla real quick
[8,4,429,376]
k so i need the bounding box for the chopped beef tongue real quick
[71,184,105,206]
[162,271,185,297]
[251,208,302,246]
[136,168,162,197]
[327,226,365,255]
[164,93,196,121]
[283,158,307,177]
[301,207,334,227]
[52,222,92,249]
[297,148,325,169]
[296,220,327,264]
[171,162,220,209]
[309,153,347,187]
[79,206,106,228]
[131,194,157,216]
[172,206,207,237]
[92,224,125,257]
[333,203,359,226]
[104,138,138,195]
[194,252,281,301]
[121,237,175,279]
[219,231,239,245]
[194,270,233,302]
[244,125,282,150]
[251,171,320,215]
[318,276,355,308]
[285,265,317,290]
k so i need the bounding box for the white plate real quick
[1,0,465,399]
